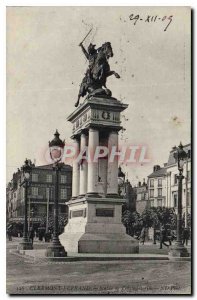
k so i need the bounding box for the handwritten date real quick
[129,14,173,32]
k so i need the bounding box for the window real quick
[61,175,67,184]
[150,200,154,207]
[158,178,162,187]
[174,194,178,207]
[137,193,141,201]
[150,179,154,187]
[157,199,162,207]
[46,174,52,183]
[67,187,72,198]
[174,174,178,185]
[61,189,67,199]
[150,189,154,197]
[32,187,38,196]
[158,188,162,197]
[32,173,38,182]
[45,188,51,199]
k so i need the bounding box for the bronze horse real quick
[75,42,120,107]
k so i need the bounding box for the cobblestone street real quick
[6,239,191,295]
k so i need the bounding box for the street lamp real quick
[18,159,33,250]
[169,142,189,259]
[30,207,35,230]
[45,130,67,257]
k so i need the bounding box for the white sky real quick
[6,6,191,185]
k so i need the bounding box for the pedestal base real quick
[18,241,33,250]
[59,196,139,254]
[45,243,67,257]
[79,233,138,254]
[169,244,189,259]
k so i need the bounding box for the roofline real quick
[147,174,167,178]
[170,143,191,153]
[34,163,72,170]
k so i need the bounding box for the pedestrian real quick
[170,230,176,242]
[44,231,51,242]
[153,228,157,244]
[166,228,172,246]
[38,229,43,241]
[7,225,13,241]
[7,227,12,241]
[140,227,146,245]
[159,226,171,249]
[182,227,190,246]
[29,228,35,246]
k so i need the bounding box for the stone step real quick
[15,249,170,262]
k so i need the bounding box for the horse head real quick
[101,42,113,59]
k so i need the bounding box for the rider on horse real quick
[75,41,120,107]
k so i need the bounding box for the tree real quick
[141,207,158,228]
[141,207,176,229]
[122,210,143,236]
[39,213,68,233]
[130,211,143,237]
[122,210,132,234]
[156,207,176,227]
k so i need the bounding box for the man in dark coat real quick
[29,228,35,246]
[159,226,171,249]
[182,227,190,246]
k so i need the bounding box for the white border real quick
[3,0,196,6]
[1,1,195,299]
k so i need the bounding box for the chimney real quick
[138,181,141,187]
[153,165,160,172]
[143,178,146,186]
[163,163,167,167]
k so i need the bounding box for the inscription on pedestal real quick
[72,210,84,218]
[96,208,114,217]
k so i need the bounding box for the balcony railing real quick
[28,194,44,199]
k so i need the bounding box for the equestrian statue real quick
[75,32,120,107]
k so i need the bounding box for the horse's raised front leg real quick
[75,95,80,107]
[107,71,120,78]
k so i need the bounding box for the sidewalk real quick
[7,237,191,262]
[15,249,170,262]
[7,237,51,249]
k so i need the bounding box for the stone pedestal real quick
[60,197,139,253]
[45,243,67,257]
[18,240,33,251]
[169,243,189,260]
[60,96,139,254]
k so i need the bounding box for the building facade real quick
[136,180,149,214]
[124,180,137,212]
[147,165,167,208]
[7,162,72,226]
[165,144,191,215]
[136,143,191,216]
